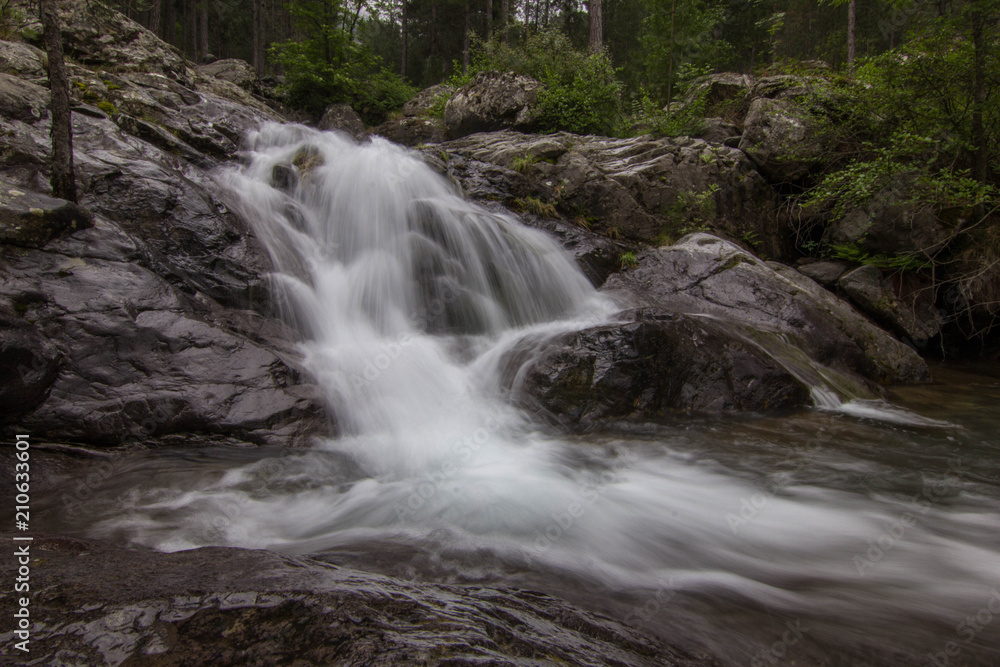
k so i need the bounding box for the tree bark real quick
[165,0,176,46]
[666,0,676,110]
[198,3,209,61]
[501,0,509,42]
[148,0,161,35]
[970,0,987,217]
[588,0,602,53]
[400,0,408,77]
[847,0,856,75]
[463,1,471,75]
[252,0,264,76]
[486,0,493,38]
[39,0,76,203]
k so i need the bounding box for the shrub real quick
[465,30,623,136]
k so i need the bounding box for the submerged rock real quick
[0,532,705,666]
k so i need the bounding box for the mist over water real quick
[41,125,1000,665]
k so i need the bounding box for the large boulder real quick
[823,173,956,256]
[317,102,365,138]
[0,532,702,666]
[603,233,929,387]
[401,83,454,117]
[838,265,943,345]
[738,96,826,182]
[444,71,543,139]
[372,115,446,146]
[0,2,326,449]
[197,57,259,93]
[500,309,811,428]
[681,72,754,121]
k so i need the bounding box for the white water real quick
[59,125,1000,664]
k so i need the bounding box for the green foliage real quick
[423,92,451,119]
[269,0,413,123]
[514,196,559,218]
[97,100,118,116]
[621,90,707,138]
[511,154,537,174]
[827,243,931,271]
[619,251,639,268]
[466,30,623,136]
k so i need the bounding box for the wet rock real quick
[0,181,93,247]
[444,71,543,139]
[0,39,46,79]
[0,72,48,122]
[197,57,258,93]
[604,233,929,386]
[401,83,454,117]
[372,115,446,146]
[501,309,811,427]
[0,309,61,425]
[0,533,703,667]
[796,259,850,285]
[429,131,782,257]
[838,265,943,345]
[317,102,365,138]
[0,235,327,447]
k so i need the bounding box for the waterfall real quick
[220,123,612,471]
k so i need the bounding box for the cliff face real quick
[0,3,328,448]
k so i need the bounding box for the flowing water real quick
[37,125,1000,665]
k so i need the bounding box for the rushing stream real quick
[37,125,1000,665]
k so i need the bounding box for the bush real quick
[464,30,623,136]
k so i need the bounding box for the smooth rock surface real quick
[0,532,705,666]
[500,309,811,428]
[604,233,929,386]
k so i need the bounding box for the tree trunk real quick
[198,4,208,61]
[39,0,76,203]
[588,0,602,53]
[252,0,264,76]
[430,3,438,58]
[666,0,675,110]
[847,0,856,75]
[463,1,471,75]
[400,0,408,77]
[970,0,987,217]
[501,0,509,42]
[185,0,196,58]
[148,0,161,35]
[165,0,176,45]
[486,0,493,38]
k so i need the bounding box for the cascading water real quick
[45,125,1000,664]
